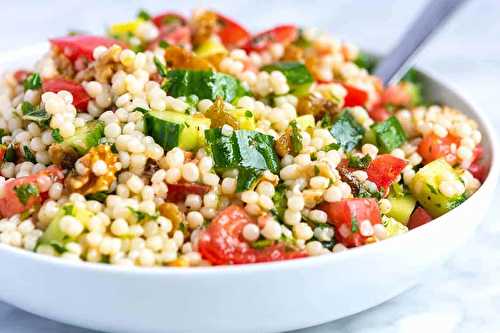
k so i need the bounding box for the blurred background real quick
[1,0,500,332]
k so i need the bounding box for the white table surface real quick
[1,0,500,332]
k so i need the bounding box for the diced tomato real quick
[0,145,6,163]
[42,78,90,112]
[381,84,412,108]
[418,134,460,165]
[472,144,483,163]
[13,70,31,84]
[198,205,307,265]
[149,25,192,50]
[367,154,407,191]
[49,35,125,62]
[342,83,369,107]
[320,198,381,247]
[368,104,391,122]
[151,12,186,28]
[244,25,298,52]
[166,183,210,202]
[469,160,488,183]
[215,13,251,49]
[0,166,64,218]
[407,207,433,230]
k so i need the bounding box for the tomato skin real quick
[342,83,369,107]
[0,166,64,218]
[418,134,460,165]
[367,154,407,190]
[0,145,6,162]
[166,183,210,202]
[320,198,381,247]
[244,25,298,52]
[42,78,90,112]
[198,205,307,265]
[407,207,433,230]
[13,70,31,84]
[151,25,192,50]
[215,13,251,49]
[469,161,488,183]
[151,12,186,28]
[50,35,125,62]
[381,84,412,108]
[368,104,391,122]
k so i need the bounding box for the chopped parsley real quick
[23,73,42,91]
[289,120,303,156]
[154,56,168,78]
[133,106,150,114]
[250,239,274,250]
[14,183,39,205]
[49,241,67,254]
[137,9,151,20]
[51,129,64,143]
[23,145,36,163]
[4,144,16,162]
[159,40,170,49]
[85,192,109,203]
[348,154,372,169]
[321,142,340,152]
[351,218,359,233]
[21,102,50,127]
[128,207,158,222]
[62,204,76,216]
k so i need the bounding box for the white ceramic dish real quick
[0,44,497,333]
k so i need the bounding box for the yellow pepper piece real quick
[109,19,143,36]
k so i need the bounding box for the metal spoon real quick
[374,0,470,86]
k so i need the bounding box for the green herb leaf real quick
[289,120,303,156]
[14,183,39,205]
[137,9,151,20]
[271,183,287,222]
[49,241,67,254]
[23,73,42,91]
[23,145,36,163]
[62,204,75,216]
[0,129,7,141]
[348,154,372,169]
[5,144,16,162]
[21,102,50,127]
[85,192,109,203]
[51,129,64,143]
[133,106,150,114]
[354,52,377,73]
[322,142,340,152]
[128,207,158,222]
[154,57,168,78]
[329,110,365,152]
[351,218,359,233]
[251,239,274,250]
[159,40,170,49]
[371,116,407,153]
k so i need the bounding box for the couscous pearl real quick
[261,219,282,240]
[293,223,313,240]
[288,195,304,211]
[111,218,129,236]
[126,175,144,193]
[284,209,302,226]
[359,220,374,237]
[221,177,237,195]
[306,241,324,256]
[92,160,108,176]
[181,163,200,182]
[242,223,260,242]
[187,211,204,229]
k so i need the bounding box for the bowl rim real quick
[0,43,498,276]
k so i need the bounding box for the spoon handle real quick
[374,0,469,86]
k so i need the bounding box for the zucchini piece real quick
[371,116,406,153]
[296,114,315,130]
[261,62,313,96]
[144,110,211,152]
[38,204,93,250]
[62,120,104,155]
[382,215,408,238]
[205,128,280,191]
[410,159,465,217]
[228,109,256,130]
[387,194,416,225]
[165,70,249,102]
[195,38,227,58]
[329,110,365,151]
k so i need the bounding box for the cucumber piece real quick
[165,70,249,102]
[382,215,408,238]
[362,128,377,145]
[329,110,365,151]
[387,194,416,225]
[296,114,315,130]
[62,120,104,155]
[195,38,227,58]
[410,159,465,218]
[144,110,211,152]
[371,116,406,153]
[228,109,256,130]
[38,204,93,250]
[261,62,313,96]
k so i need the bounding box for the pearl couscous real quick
[0,9,486,267]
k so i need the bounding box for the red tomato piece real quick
[42,78,90,112]
[50,35,125,62]
[152,12,186,28]
[13,70,32,84]
[244,25,298,52]
[407,207,433,230]
[418,134,460,165]
[149,25,192,50]
[469,161,488,183]
[215,13,251,49]
[0,166,64,218]
[320,198,381,247]
[368,104,391,122]
[198,205,307,265]
[0,145,6,162]
[343,83,369,107]
[471,144,483,163]
[367,154,407,190]
[166,183,210,202]
[381,84,412,108]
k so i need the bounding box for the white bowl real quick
[0,44,497,333]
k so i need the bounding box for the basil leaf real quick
[23,73,42,91]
